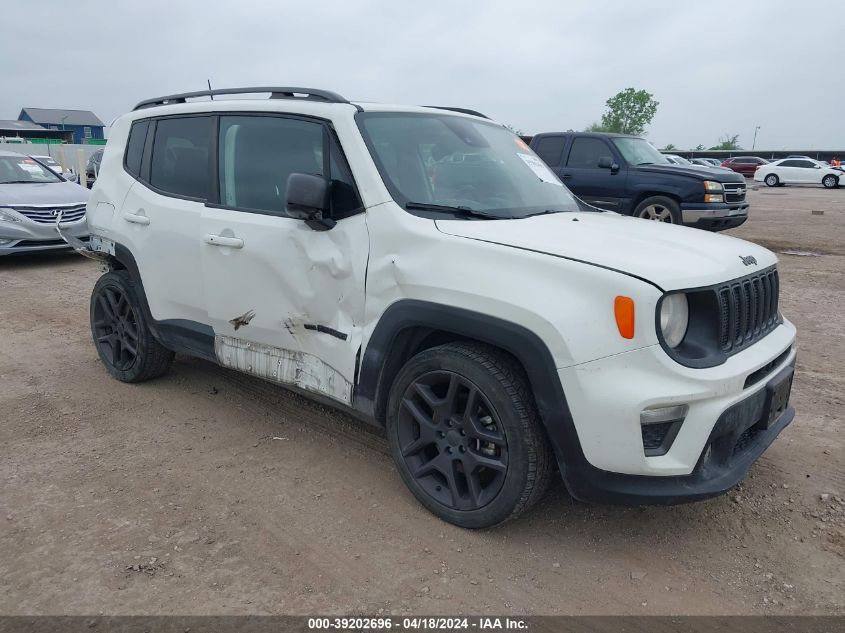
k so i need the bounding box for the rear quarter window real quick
[124,120,150,177]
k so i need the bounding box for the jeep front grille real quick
[10,205,86,225]
[717,267,779,353]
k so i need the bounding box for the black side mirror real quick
[597,156,619,173]
[286,173,335,231]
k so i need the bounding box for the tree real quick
[598,88,659,136]
[584,121,610,133]
[709,134,742,151]
[694,144,706,151]
[662,143,677,151]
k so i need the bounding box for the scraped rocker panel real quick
[214,335,353,404]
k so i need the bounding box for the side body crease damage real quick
[215,335,353,404]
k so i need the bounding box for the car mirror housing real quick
[286,173,335,231]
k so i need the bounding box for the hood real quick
[435,211,776,291]
[635,163,745,183]
[0,180,89,206]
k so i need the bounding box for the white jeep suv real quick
[76,87,797,528]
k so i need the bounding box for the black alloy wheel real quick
[387,342,553,528]
[92,285,140,371]
[90,271,174,382]
[396,370,508,510]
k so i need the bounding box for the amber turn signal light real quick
[614,296,635,339]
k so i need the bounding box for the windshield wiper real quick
[0,180,40,184]
[404,202,503,220]
[636,162,654,166]
[521,208,577,218]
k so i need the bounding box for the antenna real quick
[207,79,213,100]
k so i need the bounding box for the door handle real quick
[204,234,244,249]
[123,212,150,225]
[561,174,573,180]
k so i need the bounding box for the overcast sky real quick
[2,1,842,150]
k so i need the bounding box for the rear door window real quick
[532,136,566,167]
[149,116,212,200]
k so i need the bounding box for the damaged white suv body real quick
[79,87,796,528]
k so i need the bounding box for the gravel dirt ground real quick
[0,185,843,616]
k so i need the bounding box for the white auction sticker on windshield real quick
[517,153,562,186]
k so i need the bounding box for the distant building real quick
[0,119,74,143]
[17,108,105,144]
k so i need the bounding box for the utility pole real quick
[752,125,761,151]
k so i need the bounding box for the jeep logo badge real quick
[739,255,757,266]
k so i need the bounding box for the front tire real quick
[765,174,779,187]
[633,196,681,224]
[90,270,174,382]
[386,342,553,528]
[822,174,838,189]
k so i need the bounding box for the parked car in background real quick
[529,132,749,230]
[721,156,769,176]
[85,148,104,188]
[31,154,78,183]
[691,157,727,169]
[664,154,693,166]
[754,158,841,188]
[0,150,89,255]
[682,157,735,173]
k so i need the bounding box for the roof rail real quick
[133,87,351,111]
[424,106,489,119]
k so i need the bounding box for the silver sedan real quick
[0,150,89,255]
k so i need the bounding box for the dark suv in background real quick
[721,156,769,177]
[529,132,749,231]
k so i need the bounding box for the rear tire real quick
[90,270,174,383]
[386,342,553,528]
[764,174,779,187]
[633,196,681,224]
[822,174,838,189]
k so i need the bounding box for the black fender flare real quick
[354,299,587,476]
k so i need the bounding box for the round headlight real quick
[660,293,689,348]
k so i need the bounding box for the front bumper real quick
[556,319,797,504]
[681,202,749,231]
[0,218,88,256]
[564,369,794,505]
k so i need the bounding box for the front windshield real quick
[357,112,579,218]
[0,155,62,183]
[612,137,669,166]
[672,155,692,165]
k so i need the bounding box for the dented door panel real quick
[200,207,368,404]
